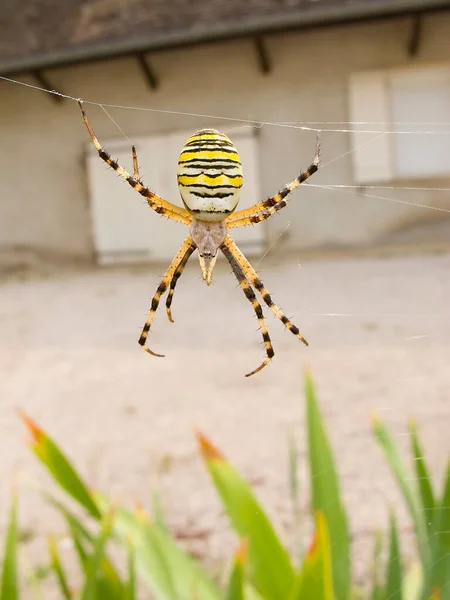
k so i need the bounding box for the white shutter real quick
[348,70,394,183]
[390,66,450,179]
[86,127,264,264]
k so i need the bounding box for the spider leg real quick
[78,100,191,225]
[132,145,141,182]
[221,236,308,346]
[165,243,196,323]
[221,244,274,377]
[226,133,320,229]
[139,235,196,356]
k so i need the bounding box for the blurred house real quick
[1,0,450,267]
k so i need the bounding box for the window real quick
[348,64,450,183]
[85,127,264,264]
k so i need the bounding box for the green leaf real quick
[372,417,431,571]
[288,433,303,564]
[48,535,72,600]
[370,530,383,600]
[402,563,423,600]
[0,492,19,600]
[80,510,115,600]
[21,413,100,519]
[305,372,351,600]
[410,421,436,534]
[196,430,294,600]
[125,539,136,600]
[428,462,450,600]
[288,512,333,600]
[44,495,91,566]
[385,513,402,600]
[46,495,124,599]
[114,506,177,600]
[225,540,247,600]
[243,585,264,600]
[97,499,221,600]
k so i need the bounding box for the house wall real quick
[1,14,450,263]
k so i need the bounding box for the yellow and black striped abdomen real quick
[177,129,243,222]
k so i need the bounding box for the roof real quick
[1,0,450,74]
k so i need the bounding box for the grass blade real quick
[46,495,124,599]
[244,586,264,600]
[385,513,402,600]
[225,539,247,600]
[80,510,115,600]
[289,511,333,600]
[370,530,383,600]
[98,500,221,600]
[372,417,431,570]
[115,506,177,600]
[428,462,450,600]
[196,430,294,600]
[21,413,100,519]
[48,535,73,600]
[402,563,423,600]
[0,493,19,600]
[125,538,136,600]
[304,372,351,600]
[288,433,303,564]
[410,421,435,534]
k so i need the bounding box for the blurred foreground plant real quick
[372,417,450,600]
[0,373,448,599]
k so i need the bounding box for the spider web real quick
[0,73,449,598]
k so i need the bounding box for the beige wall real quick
[1,14,450,262]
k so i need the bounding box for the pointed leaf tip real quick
[408,417,417,431]
[307,530,319,559]
[133,501,148,522]
[20,411,43,444]
[235,538,248,565]
[307,512,325,559]
[195,429,225,461]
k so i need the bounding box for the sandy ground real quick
[1,249,450,596]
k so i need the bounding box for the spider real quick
[78,100,320,377]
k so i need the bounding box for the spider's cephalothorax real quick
[78,99,321,376]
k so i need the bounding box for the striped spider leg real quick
[165,242,196,323]
[139,235,196,356]
[221,244,274,377]
[221,236,308,375]
[131,144,142,183]
[78,100,191,226]
[226,133,321,229]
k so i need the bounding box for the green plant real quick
[1,492,19,600]
[1,373,448,599]
[373,417,450,600]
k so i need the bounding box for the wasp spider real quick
[78,101,320,376]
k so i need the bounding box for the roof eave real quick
[1,0,450,74]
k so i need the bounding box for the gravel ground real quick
[1,249,450,596]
